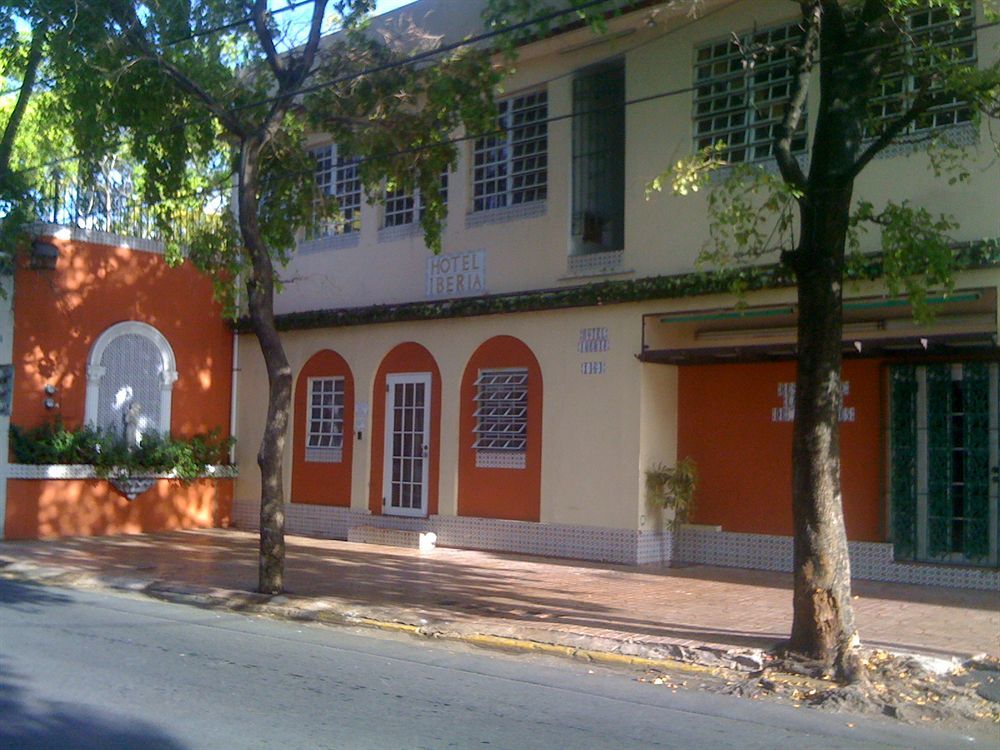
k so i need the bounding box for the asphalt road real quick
[0,579,984,750]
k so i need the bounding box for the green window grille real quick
[890,362,997,566]
[889,365,917,560]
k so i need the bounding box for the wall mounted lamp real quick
[30,240,59,270]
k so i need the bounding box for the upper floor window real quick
[85,321,178,441]
[472,91,548,212]
[870,2,976,134]
[309,144,361,238]
[473,369,528,452]
[306,376,345,463]
[693,23,807,163]
[572,61,625,256]
[383,172,449,228]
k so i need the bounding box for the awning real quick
[640,289,999,365]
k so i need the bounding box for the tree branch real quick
[256,0,328,142]
[845,93,932,182]
[0,24,46,179]
[252,0,286,83]
[107,1,246,138]
[774,1,818,192]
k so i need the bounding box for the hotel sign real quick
[426,249,485,299]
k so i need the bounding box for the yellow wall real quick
[236,302,661,530]
[276,0,999,314]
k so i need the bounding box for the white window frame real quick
[308,143,362,238]
[383,172,449,228]
[869,2,976,135]
[383,372,432,517]
[473,368,527,470]
[84,321,178,435]
[305,376,345,463]
[472,90,548,212]
[693,22,808,163]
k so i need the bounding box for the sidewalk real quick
[1,529,997,671]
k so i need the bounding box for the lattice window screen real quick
[96,333,164,436]
[473,368,528,451]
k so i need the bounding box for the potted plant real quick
[645,457,698,531]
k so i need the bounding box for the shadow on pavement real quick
[0,580,74,610]
[0,656,188,750]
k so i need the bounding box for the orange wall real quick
[677,359,884,542]
[458,336,543,522]
[368,343,442,516]
[291,350,354,506]
[4,478,232,540]
[11,236,233,438]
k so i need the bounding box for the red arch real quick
[458,336,543,522]
[291,349,355,506]
[368,343,442,516]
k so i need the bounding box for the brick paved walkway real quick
[1,529,996,660]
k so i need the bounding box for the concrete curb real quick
[0,556,770,676]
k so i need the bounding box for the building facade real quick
[0,226,235,539]
[229,0,999,589]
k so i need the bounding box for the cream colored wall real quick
[236,301,655,530]
[637,362,678,532]
[275,0,998,316]
[236,269,1000,532]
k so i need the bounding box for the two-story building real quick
[230,0,999,590]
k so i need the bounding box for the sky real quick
[374,0,417,15]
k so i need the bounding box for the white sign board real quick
[772,381,855,423]
[426,249,486,299]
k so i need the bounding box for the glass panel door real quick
[383,373,431,517]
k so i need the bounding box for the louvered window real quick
[693,22,807,163]
[472,91,547,212]
[473,369,528,452]
[306,376,344,463]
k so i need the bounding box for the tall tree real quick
[653,0,998,680]
[54,0,501,593]
[491,0,998,680]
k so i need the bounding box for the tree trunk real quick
[0,24,46,179]
[788,187,863,681]
[238,139,292,595]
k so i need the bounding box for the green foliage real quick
[9,420,233,481]
[848,200,959,321]
[484,0,619,53]
[646,458,698,531]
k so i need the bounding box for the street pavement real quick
[0,528,996,672]
[0,579,985,750]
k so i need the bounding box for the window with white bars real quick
[306,377,344,462]
[472,91,547,212]
[383,172,449,228]
[869,2,976,134]
[308,144,362,239]
[693,23,807,163]
[473,369,528,452]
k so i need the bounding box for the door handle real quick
[422,444,428,458]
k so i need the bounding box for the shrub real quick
[9,420,233,481]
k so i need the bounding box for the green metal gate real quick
[889,362,998,566]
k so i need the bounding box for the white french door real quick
[383,373,431,517]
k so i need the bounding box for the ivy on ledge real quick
[235,240,999,333]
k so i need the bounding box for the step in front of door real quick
[347,525,437,552]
